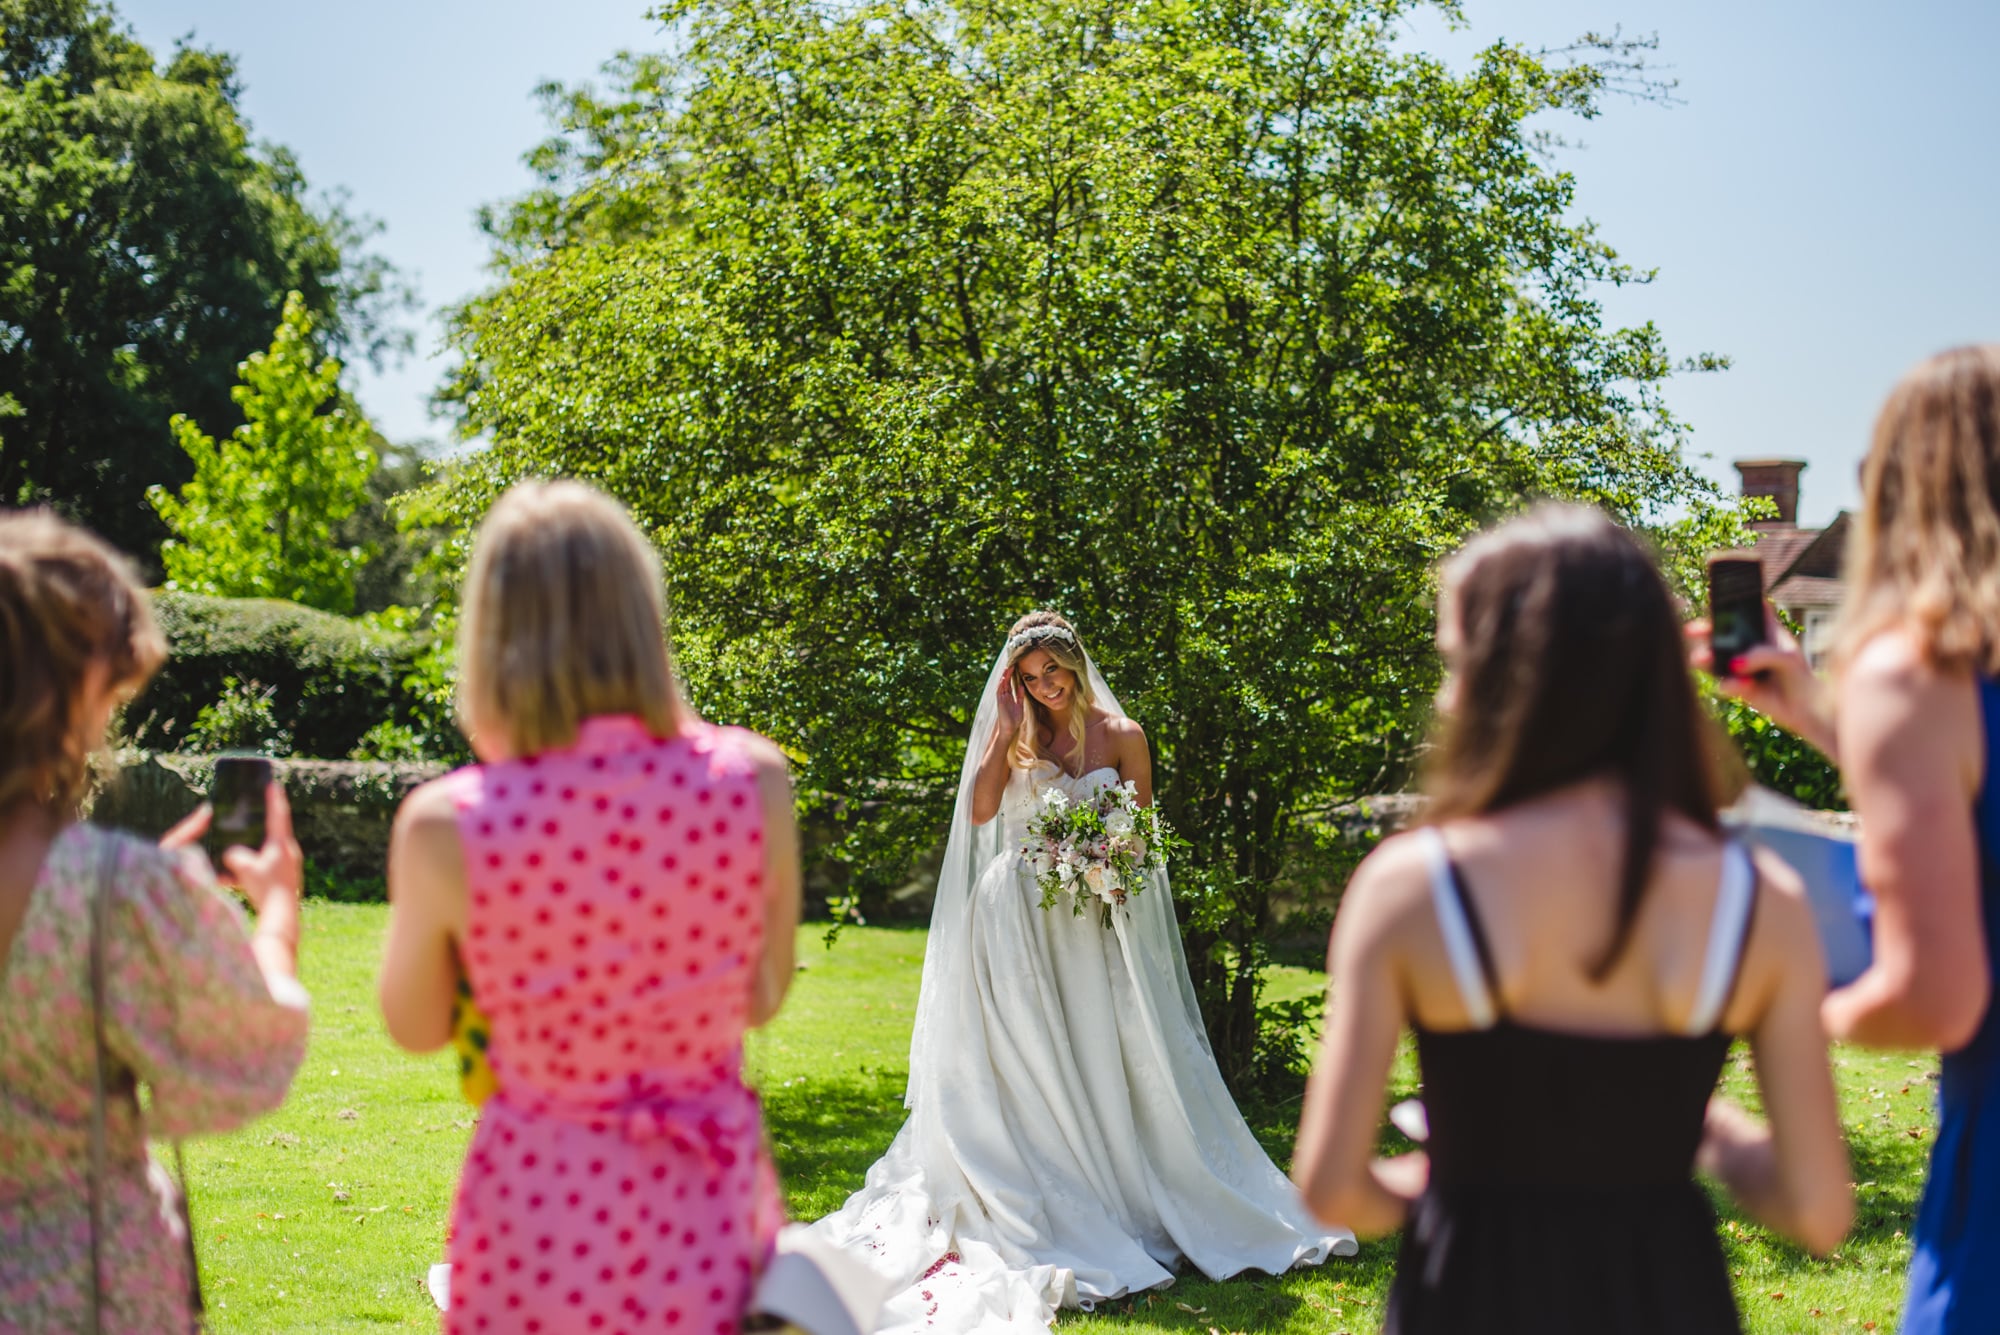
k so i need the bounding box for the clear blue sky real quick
[117,0,1999,527]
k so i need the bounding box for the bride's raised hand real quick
[996,668,1026,729]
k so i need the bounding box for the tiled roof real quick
[1781,513,1851,581]
[1744,528,1820,588]
[1771,574,1847,609]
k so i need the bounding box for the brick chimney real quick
[1734,458,1806,529]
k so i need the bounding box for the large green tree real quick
[437,0,1731,1079]
[0,0,407,550]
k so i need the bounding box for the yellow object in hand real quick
[453,973,498,1107]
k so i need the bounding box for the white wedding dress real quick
[809,649,1356,1333]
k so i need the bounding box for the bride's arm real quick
[1293,843,1424,1237]
[969,724,1016,826]
[971,671,1027,826]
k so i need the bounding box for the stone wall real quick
[84,754,909,911]
[88,753,445,878]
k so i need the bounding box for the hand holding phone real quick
[1706,555,1768,669]
[207,755,274,859]
[1690,557,1839,757]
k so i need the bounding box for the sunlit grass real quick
[186,906,1928,1333]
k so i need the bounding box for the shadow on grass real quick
[1846,1131,1927,1238]
[763,1066,911,1220]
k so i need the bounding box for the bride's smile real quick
[1015,650,1075,713]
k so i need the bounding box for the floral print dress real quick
[0,823,310,1333]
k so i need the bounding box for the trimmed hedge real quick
[131,593,429,760]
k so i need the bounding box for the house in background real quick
[1731,458,1849,667]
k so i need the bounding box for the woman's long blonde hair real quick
[1835,345,2000,676]
[458,481,687,757]
[1004,610,1097,771]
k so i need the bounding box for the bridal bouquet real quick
[1021,781,1176,922]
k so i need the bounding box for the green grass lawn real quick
[183,904,1931,1333]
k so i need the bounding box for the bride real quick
[810,611,1356,1332]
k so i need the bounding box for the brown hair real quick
[1835,345,2000,675]
[0,510,167,814]
[1004,610,1096,772]
[457,481,687,758]
[1423,505,1722,980]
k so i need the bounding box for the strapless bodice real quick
[998,762,1125,845]
[1028,761,1122,796]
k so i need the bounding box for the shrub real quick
[350,720,430,762]
[184,677,293,755]
[1715,695,1847,810]
[133,593,430,759]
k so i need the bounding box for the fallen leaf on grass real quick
[1176,1304,1205,1314]
[335,1108,360,1122]
[265,1132,299,1148]
[1769,1290,1784,1301]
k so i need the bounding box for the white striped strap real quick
[1685,841,1758,1035]
[1417,827,1497,1030]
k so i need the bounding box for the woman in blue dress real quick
[1702,344,2000,1333]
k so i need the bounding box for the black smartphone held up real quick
[1707,555,1768,670]
[207,755,274,859]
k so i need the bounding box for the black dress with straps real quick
[1383,830,1759,1335]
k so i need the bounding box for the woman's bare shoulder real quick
[1840,625,1983,780]
[1337,829,1444,938]
[396,773,466,832]
[1100,711,1145,739]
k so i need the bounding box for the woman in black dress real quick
[1292,505,1852,1334]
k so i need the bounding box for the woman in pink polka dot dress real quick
[380,482,804,1335]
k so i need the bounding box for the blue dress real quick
[1902,676,2000,1333]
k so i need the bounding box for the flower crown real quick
[1005,624,1078,656]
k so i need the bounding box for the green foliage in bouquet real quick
[1020,783,1182,924]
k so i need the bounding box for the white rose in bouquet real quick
[1020,774,1177,921]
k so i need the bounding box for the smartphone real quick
[1707,555,1767,668]
[207,755,274,858]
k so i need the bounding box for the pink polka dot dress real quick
[443,715,784,1335]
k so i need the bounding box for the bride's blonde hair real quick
[1005,610,1096,771]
